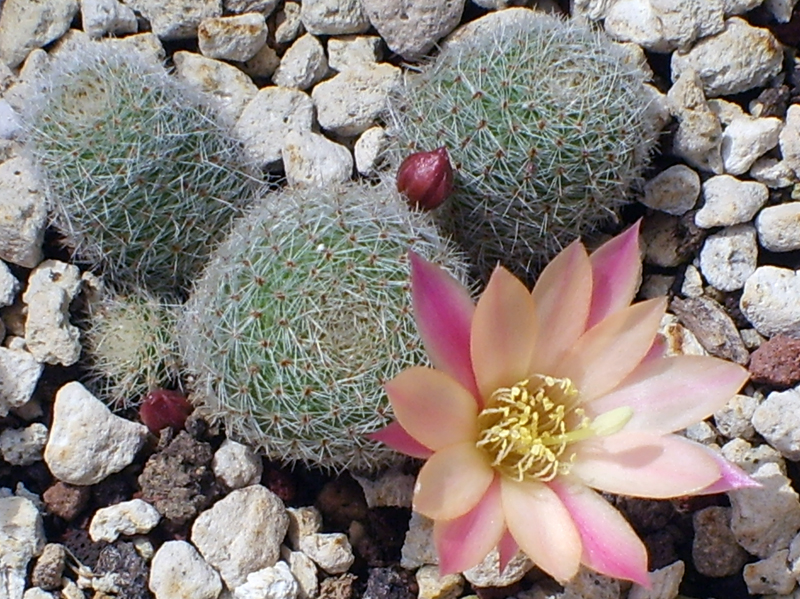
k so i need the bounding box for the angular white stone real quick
[766,0,800,21]
[173,51,258,125]
[328,36,383,72]
[681,264,704,298]
[198,13,268,62]
[696,175,768,228]
[415,565,463,599]
[714,394,757,440]
[149,540,223,599]
[641,164,701,215]
[240,44,281,79]
[781,105,800,178]
[81,0,138,39]
[0,0,79,68]
[722,0,767,15]
[0,157,47,269]
[283,550,318,599]
[756,202,800,252]
[192,485,289,588]
[671,17,783,97]
[0,423,48,466]
[282,129,353,187]
[721,115,782,175]
[750,157,797,188]
[286,506,322,548]
[44,381,148,485]
[628,560,685,599]
[0,496,45,599]
[23,589,54,599]
[667,70,723,174]
[463,548,532,587]
[0,348,43,417]
[401,512,437,569]
[741,266,800,337]
[744,550,795,595]
[224,0,279,15]
[235,87,315,169]
[753,387,800,461]
[312,63,402,137]
[298,532,354,575]
[23,260,82,366]
[124,0,222,40]
[354,126,387,176]
[275,1,303,44]
[699,223,758,291]
[233,562,298,599]
[89,499,161,542]
[272,34,328,90]
[212,439,263,490]
[300,0,370,35]
[0,99,24,140]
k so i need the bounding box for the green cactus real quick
[83,287,181,409]
[388,12,660,283]
[24,41,259,296]
[179,181,467,472]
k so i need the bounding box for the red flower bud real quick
[396,146,454,211]
[139,389,193,433]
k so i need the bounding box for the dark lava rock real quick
[749,334,800,388]
[61,528,107,570]
[693,506,749,578]
[43,482,91,521]
[352,508,410,567]
[31,543,67,591]
[363,567,417,599]
[319,573,357,599]
[95,541,150,599]
[138,430,215,526]
[614,497,675,533]
[316,475,368,530]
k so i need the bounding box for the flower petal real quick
[586,355,749,434]
[693,446,761,495]
[554,297,667,403]
[501,478,582,583]
[587,222,642,329]
[570,432,724,498]
[471,266,538,399]
[385,367,479,451]
[368,422,433,459]
[497,530,519,574]
[529,241,593,374]
[414,442,494,520]
[549,478,649,585]
[435,475,505,575]
[410,251,480,399]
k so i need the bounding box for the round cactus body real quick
[389,12,660,282]
[179,182,467,472]
[25,42,259,295]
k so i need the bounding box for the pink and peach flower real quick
[371,222,757,586]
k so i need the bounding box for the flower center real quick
[475,375,632,483]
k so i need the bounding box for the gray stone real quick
[628,561,684,599]
[464,548,532,588]
[272,34,328,90]
[667,69,723,174]
[741,266,800,337]
[275,1,303,44]
[692,507,749,577]
[743,550,795,595]
[714,394,758,440]
[698,223,758,291]
[124,0,222,40]
[641,164,701,215]
[223,0,279,15]
[750,157,798,188]
[282,129,353,187]
[0,423,47,466]
[0,348,43,417]
[0,156,47,268]
[401,512,437,569]
[353,467,415,508]
[300,0,370,35]
[0,496,45,599]
[781,104,800,178]
[670,296,749,364]
[328,36,383,72]
[80,0,138,38]
[0,0,79,68]
[696,175,768,228]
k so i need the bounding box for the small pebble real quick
[740,266,800,338]
[670,296,749,364]
[749,335,800,388]
[752,386,800,461]
[756,202,800,252]
[641,164,700,215]
[693,507,749,577]
[696,175,768,228]
[698,223,757,292]
[31,544,67,591]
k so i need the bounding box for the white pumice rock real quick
[101,32,166,65]
[149,540,223,599]
[708,97,747,124]
[780,105,800,177]
[272,34,328,90]
[354,126,387,176]
[628,561,685,599]
[744,550,795,595]
[766,0,800,21]
[723,0,767,14]
[0,156,47,269]
[753,387,800,461]
[2,49,51,114]
[641,164,701,215]
[198,13,268,62]
[22,260,81,367]
[0,99,23,140]
[192,485,289,589]
[44,381,148,485]
[173,51,258,125]
[0,348,43,417]
[642,84,672,134]
[604,0,725,53]
[0,496,45,599]
[352,467,415,508]
[234,562,298,599]
[240,44,281,79]
[714,394,758,439]
[400,512,437,569]
[275,1,303,44]
[286,507,322,548]
[415,565,464,599]
[224,0,280,15]
[300,0,370,35]
[671,17,783,97]
[328,36,383,72]
[89,499,161,543]
[699,224,758,292]
[0,423,47,466]
[696,175,768,228]
[123,0,222,40]
[0,261,19,308]
[684,420,717,445]
[212,439,263,490]
[740,266,800,337]
[282,129,353,187]
[235,87,315,169]
[681,264,705,298]
[362,0,464,60]
[751,157,798,188]
[299,533,355,575]
[80,0,138,38]
[721,115,782,175]
[0,0,79,69]
[756,203,800,252]
[463,548,532,587]
[283,549,318,599]
[312,63,402,137]
[667,70,723,174]
[23,589,54,599]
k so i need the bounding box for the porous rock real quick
[415,565,463,599]
[0,347,43,417]
[299,533,355,575]
[714,394,758,439]
[272,33,328,90]
[698,223,758,292]
[81,0,138,39]
[89,499,161,543]
[31,543,67,591]
[0,0,79,69]
[740,266,800,338]
[233,562,298,599]
[149,540,223,599]
[743,550,795,595]
[124,0,222,40]
[300,0,370,35]
[0,423,48,466]
[198,13,268,62]
[463,548,532,587]
[721,114,782,175]
[628,560,685,599]
[749,334,800,388]
[212,438,263,490]
[0,496,46,599]
[692,506,749,577]
[753,386,800,461]
[696,175,768,228]
[282,129,353,187]
[756,202,800,252]
[641,164,700,216]
[0,156,47,268]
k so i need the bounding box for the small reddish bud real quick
[139,389,193,433]
[396,146,454,211]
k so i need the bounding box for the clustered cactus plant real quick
[388,12,660,282]
[179,181,467,472]
[24,41,259,296]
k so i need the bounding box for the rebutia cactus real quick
[25,41,259,295]
[388,12,660,282]
[179,181,467,472]
[83,288,181,409]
